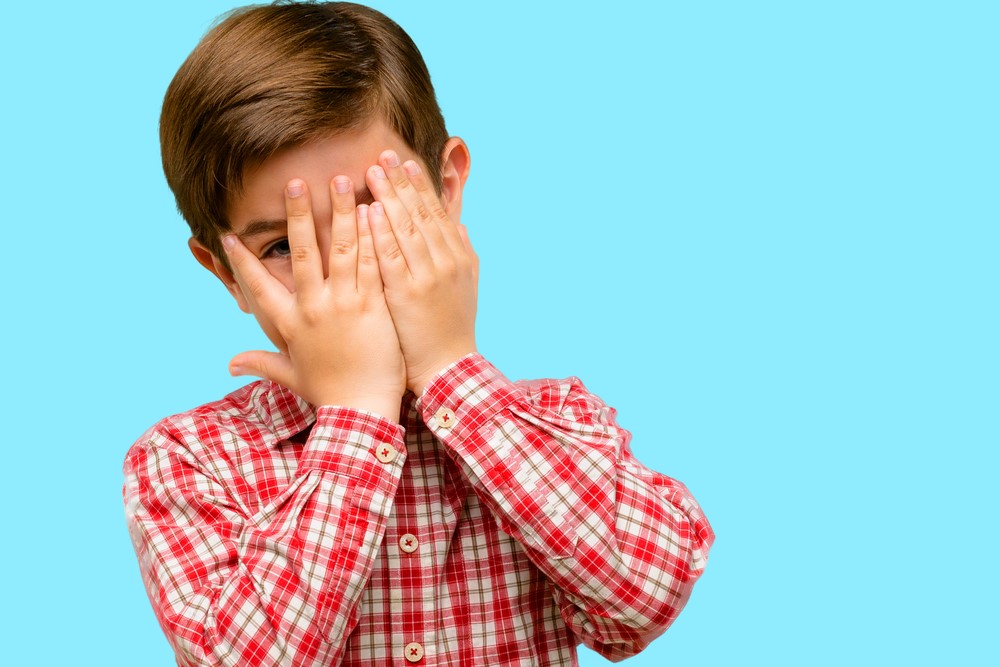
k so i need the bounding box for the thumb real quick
[229,350,294,387]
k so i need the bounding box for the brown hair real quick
[160,1,449,260]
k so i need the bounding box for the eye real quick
[261,238,290,259]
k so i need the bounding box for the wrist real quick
[315,394,403,424]
[408,349,477,397]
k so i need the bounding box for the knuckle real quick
[383,243,404,261]
[412,274,433,292]
[392,173,413,192]
[437,258,457,277]
[410,172,430,191]
[330,239,355,256]
[412,203,432,225]
[333,201,355,216]
[358,250,378,266]
[397,219,419,238]
[427,198,447,217]
[291,245,312,263]
[299,302,323,324]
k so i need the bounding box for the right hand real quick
[222,177,406,421]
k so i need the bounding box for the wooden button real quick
[434,407,456,430]
[404,642,424,662]
[374,443,397,463]
[399,533,419,554]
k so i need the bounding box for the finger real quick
[394,156,465,258]
[397,158,461,258]
[222,234,286,313]
[367,161,433,277]
[229,349,295,388]
[355,204,383,294]
[380,152,451,261]
[284,179,323,298]
[368,201,411,285]
[328,176,358,289]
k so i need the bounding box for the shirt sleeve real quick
[417,355,714,662]
[123,407,406,667]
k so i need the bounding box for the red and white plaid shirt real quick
[124,354,713,666]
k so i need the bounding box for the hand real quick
[365,150,479,396]
[222,177,406,420]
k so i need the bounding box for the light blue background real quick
[1,1,995,664]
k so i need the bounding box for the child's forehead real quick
[250,120,413,181]
[230,180,375,239]
[227,119,417,228]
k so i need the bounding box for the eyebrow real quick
[234,185,375,241]
[236,218,283,242]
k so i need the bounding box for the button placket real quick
[404,641,424,662]
[399,533,419,554]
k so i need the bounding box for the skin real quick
[189,118,477,423]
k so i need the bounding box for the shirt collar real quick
[253,380,316,444]
[248,382,416,444]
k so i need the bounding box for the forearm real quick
[417,355,714,659]
[124,407,406,667]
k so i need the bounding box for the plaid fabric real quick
[124,354,713,666]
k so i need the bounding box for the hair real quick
[160,1,449,260]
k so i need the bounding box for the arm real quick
[365,151,712,659]
[124,408,405,666]
[125,175,408,665]
[417,356,714,661]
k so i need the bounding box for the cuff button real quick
[375,443,398,463]
[434,407,456,430]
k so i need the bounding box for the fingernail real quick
[357,203,369,219]
[229,365,246,376]
[371,165,386,180]
[371,201,384,216]
[286,180,304,197]
[403,160,420,177]
[333,176,350,194]
[384,151,400,167]
[222,235,237,251]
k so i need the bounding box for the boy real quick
[123,2,713,666]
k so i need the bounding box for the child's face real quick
[192,118,437,350]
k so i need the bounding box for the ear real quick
[188,237,252,314]
[438,136,471,223]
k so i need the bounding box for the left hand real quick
[366,149,478,396]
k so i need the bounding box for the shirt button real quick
[404,641,424,662]
[399,533,419,553]
[434,407,456,430]
[374,443,397,463]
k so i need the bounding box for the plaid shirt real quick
[124,354,713,666]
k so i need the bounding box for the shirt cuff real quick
[298,405,406,491]
[415,354,521,458]
[415,354,581,559]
